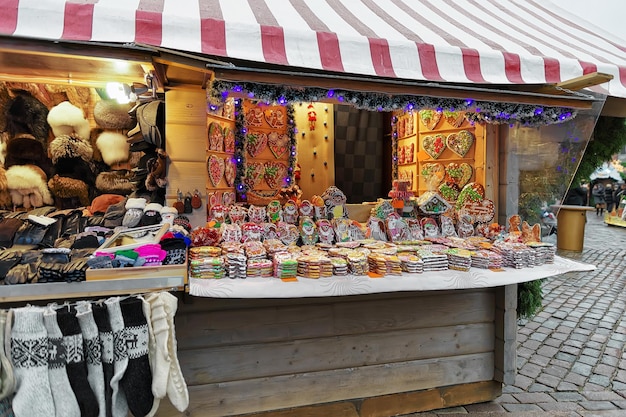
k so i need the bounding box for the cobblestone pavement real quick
[412,211,626,417]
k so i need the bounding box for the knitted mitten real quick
[76,301,107,417]
[123,198,147,228]
[43,306,81,417]
[104,297,129,417]
[10,306,55,417]
[92,303,114,417]
[119,297,154,417]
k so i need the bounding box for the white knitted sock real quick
[145,293,171,399]
[139,296,161,417]
[105,297,129,417]
[0,310,15,400]
[76,301,107,417]
[160,292,189,412]
[10,306,55,417]
[43,306,81,417]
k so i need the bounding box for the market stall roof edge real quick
[0,0,625,100]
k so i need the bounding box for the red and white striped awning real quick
[2,0,626,98]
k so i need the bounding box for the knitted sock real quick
[119,297,154,417]
[76,301,107,417]
[161,292,189,412]
[43,306,81,417]
[92,303,114,417]
[104,297,129,417]
[9,306,55,417]
[0,310,15,401]
[145,293,171,399]
[56,306,99,417]
[138,295,161,417]
[123,198,147,228]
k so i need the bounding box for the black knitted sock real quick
[92,303,114,417]
[119,297,154,417]
[56,306,100,417]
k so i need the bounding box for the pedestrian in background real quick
[614,182,626,206]
[605,183,615,213]
[592,183,606,216]
[564,183,589,206]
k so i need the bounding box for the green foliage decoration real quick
[518,280,544,319]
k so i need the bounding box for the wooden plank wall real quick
[155,289,499,417]
[165,88,208,228]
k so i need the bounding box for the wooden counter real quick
[156,286,514,417]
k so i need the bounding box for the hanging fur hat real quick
[47,101,91,140]
[5,91,50,147]
[49,134,93,164]
[5,164,54,209]
[48,174,90,207]
[0,165,12,209]
[96,131,130,166]
[4,134,53,178]
[93,99,135,130]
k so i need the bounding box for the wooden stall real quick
[0,2,618,416]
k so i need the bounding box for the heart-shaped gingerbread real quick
[207,122,224,152]
[224,157,236,187]
[443,111,465,128]
[245,107,264,127]
[207,154,225,187]
[264,161,288,189]
[422,134,446,159]
[223,127,235,153]
[244,162,265,190]
[445,162,473,188]
[268,131,289,159]
[421,163,445,188]
[446,130,474,157]
[246,132,268,157]
[439,182,460,201]
[456,182,485,210]
[264,108,286,129]
[419,110,441,130]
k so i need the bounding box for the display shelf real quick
[206,113,236,123]
[189,255,594,299]
[0,276,186,303]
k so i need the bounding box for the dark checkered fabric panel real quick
[334,105,384,203]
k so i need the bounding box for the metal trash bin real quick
[552,205,594,252]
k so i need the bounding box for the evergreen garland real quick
[209,80,578,127]
[518,280,544,319]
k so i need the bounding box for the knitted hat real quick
[96,132,130,166]
[103,198,127,228]
[93,100,136,130]
[88,194,125,214]
[49,134,93,164]
[173,215,192,233]
[47,101,91,140]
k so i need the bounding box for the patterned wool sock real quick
[161,292,189,412]
[0,310,15,401]
[145,293,171,400]
[119,296,154,417]
[76,301,107,417]
[43,306,81,417]
[56,306,99,417]
[92,303,114,417]
[104,297,129,417]
[9,306,55,417]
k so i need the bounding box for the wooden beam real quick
[212,67,595,109]
[535,72,614,95]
